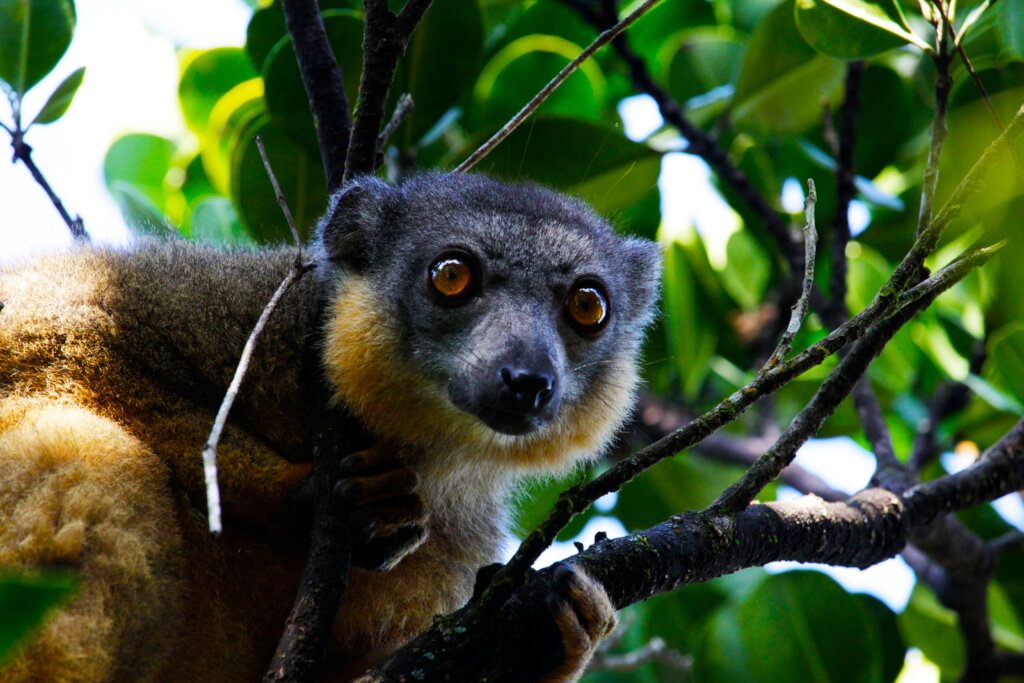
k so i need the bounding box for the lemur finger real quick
[337,450,405,478]
[334,466,419,506]
[552,563,617,640]
[350,493,428,531]
[351,525,429,571]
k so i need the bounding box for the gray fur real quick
[317,171,662,437]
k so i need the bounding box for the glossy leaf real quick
[179,48,258,134]
[998,0,1024,57]
[103,133,177,230]
[662,28,744,104]
[187,196,249,245]
[455,117,661,220]
[795,0,927,59]
[0,572,77,663]
[732,0,847,134]
[261,10,363,157]
[662,239,718,398]
[694,572,889,682]
[29,64,82,125]
[0,0,74,97]
[985,323,1024,409]
[474,35,606,127]
[391,0,483,144]
[229,114,326,244]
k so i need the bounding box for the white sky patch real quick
[616,94,663,142]
[1,0,251,262]
[781,177,805,214]
[525,516,629,569]
[658,152,740,268]
[792,436,876,495]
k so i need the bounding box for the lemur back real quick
[0,172,661,681]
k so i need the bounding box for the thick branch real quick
[281,0,352,193]
[364,411,1024,681]
[345,0,434,180]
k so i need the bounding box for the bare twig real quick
[587,637,692,674]
[917,10,953,240]
[377,93,414,158]
[256,135,302,248]
[764,179,817,369]
[9,129,88,241]
[455,0,662,173]
[201,138,313,533]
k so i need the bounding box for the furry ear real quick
[317,177,387,271]
[622,237,663,325]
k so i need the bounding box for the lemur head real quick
[314,172,661,472]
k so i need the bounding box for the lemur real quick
[0,172,661,681]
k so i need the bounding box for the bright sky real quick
[1,0,251,261]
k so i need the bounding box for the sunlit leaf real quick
[179,48,258,134]
[29,65,82,125]
[794,0,929,59]
[732,0,847,134]
[0,0,75,96]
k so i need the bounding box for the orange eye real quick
[430,256,474,299]
[566,284,608,334]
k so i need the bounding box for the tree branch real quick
[9,129,87,241]
[345,0,434,180]
[281,0,353,193]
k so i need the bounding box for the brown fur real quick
[0,239,641,681]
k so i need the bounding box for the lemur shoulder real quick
[0,172,661,682]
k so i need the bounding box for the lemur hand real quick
[541,563,617,683]
[334,445,429,571]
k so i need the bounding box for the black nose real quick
[500,367,556,414]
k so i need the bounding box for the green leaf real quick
[391,0,483,144]
[662,239,719,398]
[794,0,929,59]
[0,571,77,663]
[103,133,177,229]
[721,228,772,309]
[454,117,660,219]
[899,582,965,674]
[0,0,75,97]
[732,0,847,134]
[510,467,596,541]
[229,114,326,244]
[28,64,81,125]
[473,35,606,127]
[261,10,363,157]
[984,323,1024,410]
[661,28,744,103]
[179,48,258,134]
[694,572,888,682]
[187,195,250,245]
[998,0,1024,57]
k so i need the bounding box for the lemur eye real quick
[565,281,609,335]
[428,251,478,304]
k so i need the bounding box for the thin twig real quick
[200,264,309,533]
[377,93,414,157]
[9,129,88,241]
[454,0,662,173]
[764,179,817,370]
[256,136,302,248]
[933,0,1006,130]
[917,8,953,240]
[201,138,313,533]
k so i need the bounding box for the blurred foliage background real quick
[3,0,1024,679]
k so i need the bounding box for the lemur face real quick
[317,172,661,447]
